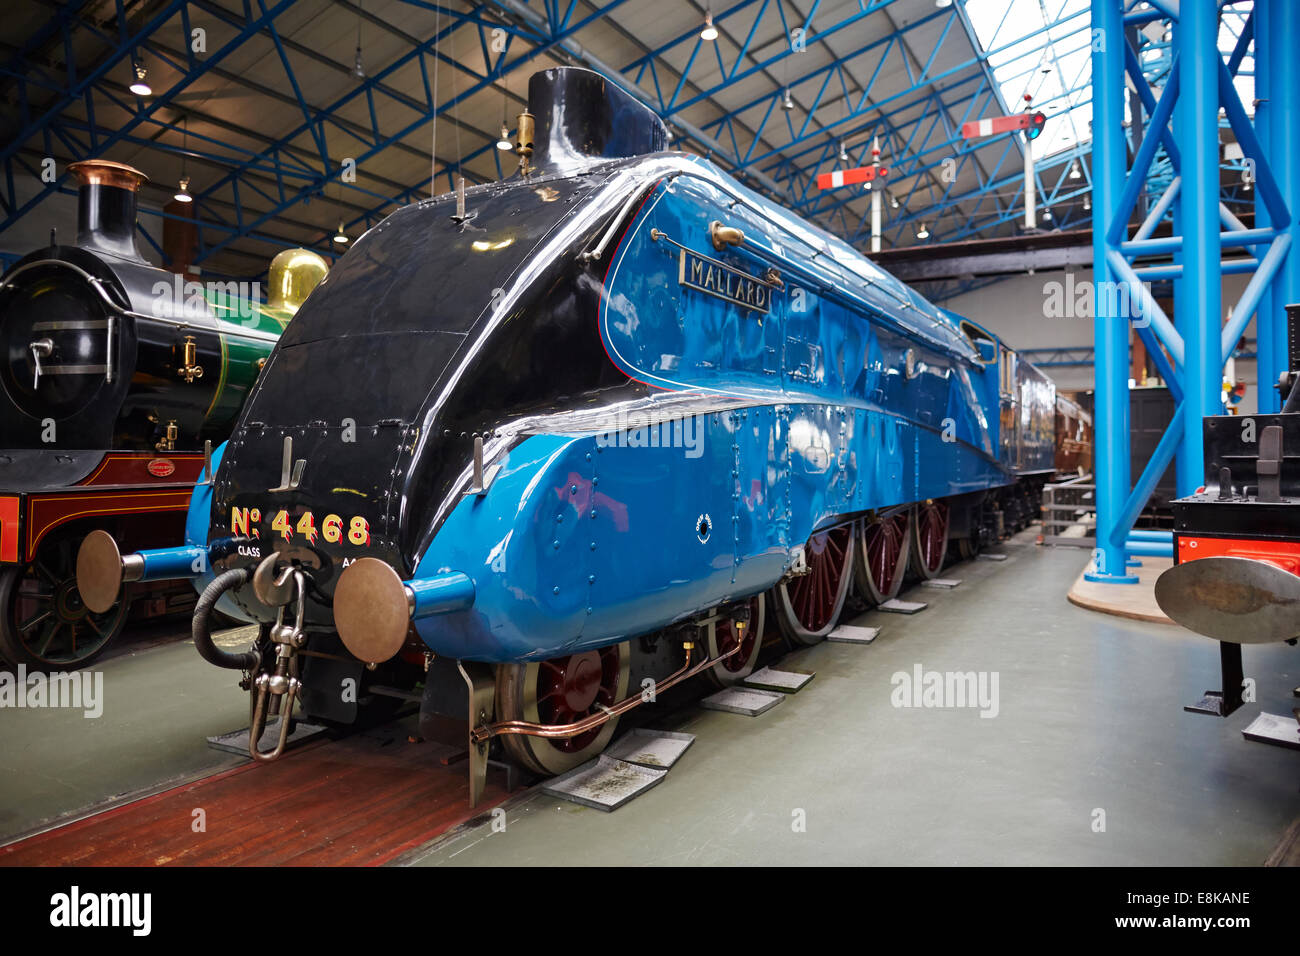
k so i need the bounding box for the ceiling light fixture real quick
[838,141,849,163]
[1069,161,1082,180]
[353,2,366,78]
[497,122,513,150]
[174,117,193,203]
[917,223,930,240]
[782,88,794,110]
[700,12,718,41]
[333,220,349,245]
[129,61,152,97]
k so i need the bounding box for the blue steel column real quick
[1170,22,1197,493]
[1254,1,1277,411]
[1177,2,1221,496]
[1087,0,1135,583]
[1266,0,1300,387]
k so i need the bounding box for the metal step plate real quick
[605,729,696,769]
[921,577,962,589]
[541,754,668,811]
[878,598,927,614]
[206,719,328,757]
[977,553,1008,561]
[828,624,880,644]
[744,666,815,693]
[1241,712,1300,751]
[700,686,785,716]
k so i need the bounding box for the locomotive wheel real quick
[909,499,950,579]
[854,511,911,605]
[773,523,856,645]
[0,538,129,670]
[705,594,765,687]
[495,642,630,776]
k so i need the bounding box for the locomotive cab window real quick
[959,320,998,365]
[999,346,1016,397]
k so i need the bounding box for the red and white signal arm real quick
[816,165,889,191]
[961,111,1046,141]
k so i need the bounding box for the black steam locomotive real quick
[81,68,1060,800]
[0,160,312,668]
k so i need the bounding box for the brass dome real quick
[266,247,329,315]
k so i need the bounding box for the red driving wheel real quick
[773,523,855,645]
[856,510,912,604]
[910,499,950,579]
[496,643,630,776]
[534,648,621,753]
[706,594,765,686]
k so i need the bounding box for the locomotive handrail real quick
[0,257,124,307]
[733,234,964,356]
[652,165,977,362]
[667,167,954,327]
[581,173,666,263]
[653,218,973,362]
[0,256,247,331]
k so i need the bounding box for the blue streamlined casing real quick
[407,159,1021,662]
[185,441,258,623]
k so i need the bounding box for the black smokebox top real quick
[526,67,669,174]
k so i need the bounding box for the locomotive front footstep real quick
[1241,713,1300,751]
[699,687,785,716]
[742,666,816,693]
[921,577,963,590]
[877,598,928,614]
[206,718,328,757]
[977,553,1010,562]
[828,625,881,644]
[603,729,696,769]
[542,755,668,812]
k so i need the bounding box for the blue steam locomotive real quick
[78,68,1055,800]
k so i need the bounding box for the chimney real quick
[525,68,669,175]
[67,159,149,262]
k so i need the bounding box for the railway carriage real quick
[79,68,1057,799]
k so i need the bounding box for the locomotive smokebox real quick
[66,159,148,262]
[526,67,669,174]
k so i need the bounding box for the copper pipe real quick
[470,641,740,745]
